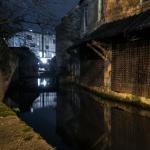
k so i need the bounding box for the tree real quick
[0,0,58,39]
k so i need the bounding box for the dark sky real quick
[24,0,80,33]
[0,0,79,34]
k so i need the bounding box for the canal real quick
[19,86,150,150]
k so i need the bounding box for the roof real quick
[68,9,150,51]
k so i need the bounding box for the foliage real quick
[0,101,16,117]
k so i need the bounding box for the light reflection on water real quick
[21,87,150,150]
[38,78,48,87]
[30,92,57,112]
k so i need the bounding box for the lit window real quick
[40,58,47,64]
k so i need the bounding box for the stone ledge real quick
[75,83,150,110]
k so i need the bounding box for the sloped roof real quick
[68,9,150,51]
[90,9,150,40]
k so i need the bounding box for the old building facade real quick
[56,5,81,80]
[57,0,150,98]
[9,31,56,62]
[105,0,150,23]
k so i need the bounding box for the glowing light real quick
[38,78,40,86]
[43,79,47,87]
[51,53,55,58]
[40,58,47,64]
[30,108,34,113]
[39,52,42,57]
[44,52,46,57]
[37,78,47,87]
[29,29,33,32]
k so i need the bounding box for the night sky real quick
[0,0,79,34]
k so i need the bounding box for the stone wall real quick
[80,0,100,37]
[0,43,18,100]
[105,0,141,23]
[56,6,81,75]
[112,39,150,98]
[80,59,104,87]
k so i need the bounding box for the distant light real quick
[38,78,40,86]
[29,29,33,32]
[37,78,47,87]
[39,52,42,57]
[43,79,47,87]
[44,52,46,57]
[51,53,55,58]
[31,108,34,113]
[39,52,46,58]
[39,68,45,71]
[40,58,47,64]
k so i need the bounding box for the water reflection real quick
[57,88,150,150]
[31,92,57,112]
[20,87,150,150]
[37,78,58,90]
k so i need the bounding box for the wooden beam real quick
[92,40,112,61]
[91,40,107,56]
[87,43,106,61]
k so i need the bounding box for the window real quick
[83,7,88,32]
[98,0,103,22]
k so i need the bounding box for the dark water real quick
[20,86,150,150]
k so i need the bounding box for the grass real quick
[0,100,54,150]
[22,126,33,133]
[0,101,16,117]
[23,135,33,141]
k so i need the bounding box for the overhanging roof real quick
[68,9,150,52]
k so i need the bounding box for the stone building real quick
[80,0,104,37]
[82,0,150,97]
[57,0,150,98]
[67,0,111,89]
[9,31,56,63]
[56,5,81,80]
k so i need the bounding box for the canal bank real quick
[0,101,54,150]
[3,85,150,150]
[60,81,150,110]
[78,83,150,110]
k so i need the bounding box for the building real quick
[56,5,81,81]
[9,31,56,63]
[80,0,104,37]
[57,0,150,99]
